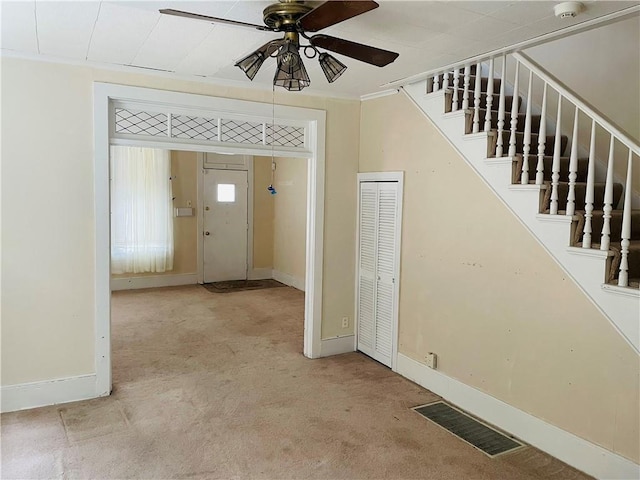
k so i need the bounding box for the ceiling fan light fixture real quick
[273,41,311,91]
[318,52,347,83]
[166,1,399,91]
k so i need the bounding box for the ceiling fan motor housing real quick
[263,1,312,30]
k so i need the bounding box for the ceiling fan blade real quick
[159,9,274,31]
[298,1,379,32]
[310,35,398,67]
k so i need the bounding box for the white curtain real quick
[110,146,174,274]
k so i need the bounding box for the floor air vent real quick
[413,401,524,457]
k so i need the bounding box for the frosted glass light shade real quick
[318,52,346,83]
[273,41,310,91]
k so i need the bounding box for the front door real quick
[203,169,248,283]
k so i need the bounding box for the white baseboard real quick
[396,353,639,480]
[111,273,197,291]
[320,335,355,357]
[1,374,98,413]
[248,268,273,280]
[272,270,305,291]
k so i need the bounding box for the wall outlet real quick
[341,317,349,328]
[425,352,437,369]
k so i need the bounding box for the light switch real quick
[175,207,194,217]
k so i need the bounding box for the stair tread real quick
[473,108,541,118]
[514,155,585,161]
[494,129,568,138]
[520,181,628,193]
[553,181,624,187]
[575,209,640,216]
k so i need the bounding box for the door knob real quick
[205,206,210,211]
[205,231,210,236]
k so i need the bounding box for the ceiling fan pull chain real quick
[269,85,277,195]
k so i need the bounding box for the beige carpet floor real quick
[1,285,593,480]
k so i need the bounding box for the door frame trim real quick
[355,171,404,371]
[94,83,326,396]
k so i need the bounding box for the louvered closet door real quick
[357,181,399,368]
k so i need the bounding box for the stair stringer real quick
[402,82,639,353]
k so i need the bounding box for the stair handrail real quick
[513,52,640,156]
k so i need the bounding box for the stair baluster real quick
[535,83,547,185]
[433,73,440,92]
[582,120,597,248]
[521,70,533,185]
[484,58,494,132]
[600,136,616,251]
[618,150,633,286]
[508,61,520,157]
[550,94,563,215]
[495,56,507,157]
[565,107,580,216]
[443,71,450,91]
[462,65,471,110]
[472,63,482,133]
[452,70,460,111]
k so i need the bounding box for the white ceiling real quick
[1,1,638,98]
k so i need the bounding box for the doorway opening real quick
[95,84,326,396]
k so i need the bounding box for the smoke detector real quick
[554,1,584,19]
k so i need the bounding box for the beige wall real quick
[111,150,198,279]
[1,57,359,386]
[525,15,640,143]
[273,157,307,284]
[170,151,198,275]
[359,93,639,463]
[253,157,274,270]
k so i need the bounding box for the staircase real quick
[402,52,639,352]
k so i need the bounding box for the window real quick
[110,146,174,274]
[217,183,236,203]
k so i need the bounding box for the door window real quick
[217,183,236,203]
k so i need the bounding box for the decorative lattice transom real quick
[220,119,263,145]
[266,124,305,148]
[171,115,218,141]
[112,104,308,152]
[115,108,168,137]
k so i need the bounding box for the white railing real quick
[425,52,639,288]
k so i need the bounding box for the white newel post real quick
[496,55,507,157]
[566,107,580,216]
[600,135,616,251]
[472,62,482,133]
[508,61,520,157]
[536,83,547,185]
[618,150,633,287]
[484,58,494,133]
[462,65,471,110]
[452,69,460,111]
[550,94,563,215]
[521,70,533,185]
[582,120,597,248]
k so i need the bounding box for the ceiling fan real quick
[160,0,399,91]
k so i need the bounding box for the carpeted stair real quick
[441,73,639,288]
